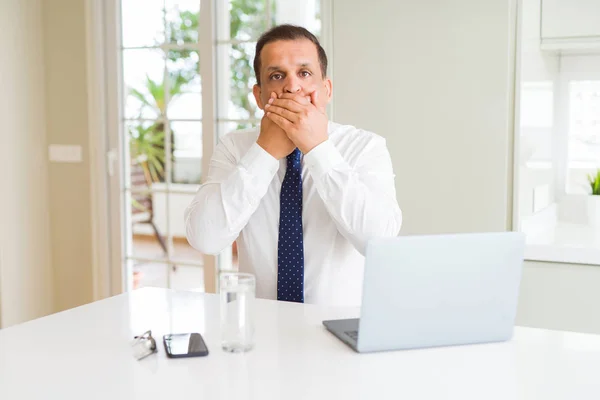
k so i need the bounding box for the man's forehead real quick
[261,39,318,63]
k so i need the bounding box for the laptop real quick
[323,232,525,353]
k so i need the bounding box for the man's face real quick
[253,39,332,112]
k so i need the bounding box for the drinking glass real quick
[219,272,256,352]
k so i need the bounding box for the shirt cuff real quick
[304,139,345,181]
[239,142,280,180]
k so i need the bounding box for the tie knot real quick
[286,148,301,169]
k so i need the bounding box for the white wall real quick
[332,0,516,234]
[0,0,55,327]
[517,261,600,334]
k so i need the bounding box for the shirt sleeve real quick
[184,137,279,255]
[303,137,402,255]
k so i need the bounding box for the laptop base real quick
[323,318,360,352]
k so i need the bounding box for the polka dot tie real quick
[277,148,304,303]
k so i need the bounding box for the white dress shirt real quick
[185,121,402,306]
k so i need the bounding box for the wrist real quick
[256,138,289,160]
[300,137,327,155]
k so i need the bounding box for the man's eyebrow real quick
[266,63,312,71]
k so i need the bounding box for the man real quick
[185,24,402,306]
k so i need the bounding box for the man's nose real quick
[283,76,302,94]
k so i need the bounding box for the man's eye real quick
[300,71,312,77]
[271,73,283,80]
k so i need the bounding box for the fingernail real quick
[268,98,274,104]
[264,103,270,108]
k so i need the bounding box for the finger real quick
[270,91,277,100]
[310,90,326,111]
[310,90,318,106]
[264,104,299,122]
[278,92,311,105]
[269,98,305,113]
[266,112,294,131]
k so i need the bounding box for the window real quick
[566,80,600,194]
[516,53,600,265]
[519,82,554,170]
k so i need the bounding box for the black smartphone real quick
[163,333,209,358]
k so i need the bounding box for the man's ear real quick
[253,84,264,110]
[324,78,333,103]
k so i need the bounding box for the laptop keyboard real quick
[345,330,359,341]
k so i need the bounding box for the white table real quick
[1,288,600,399]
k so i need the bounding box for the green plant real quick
[127,69,190,183]
[129,73,188,118]
[128,83,169,184]
[588,169,600,195]
[129,122,165,184]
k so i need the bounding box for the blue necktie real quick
[277,148,305,303]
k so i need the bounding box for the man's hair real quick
[253,24,328,86]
